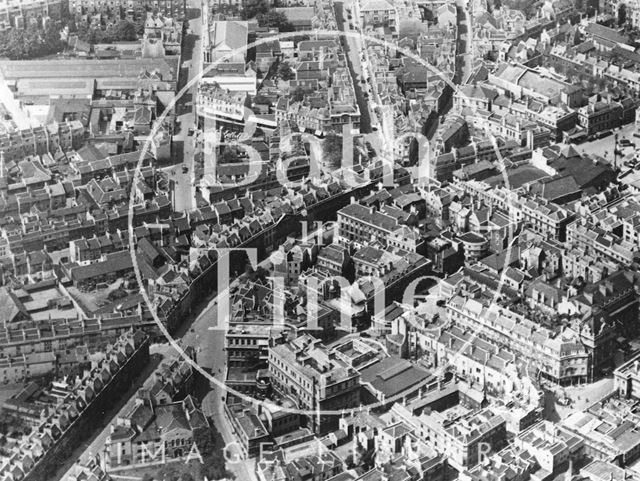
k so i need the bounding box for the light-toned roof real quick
[210,21,248,52]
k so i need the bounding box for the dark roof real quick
[360,357,433,398]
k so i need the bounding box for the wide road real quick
[171,0,205,212]
[183,227,331,481]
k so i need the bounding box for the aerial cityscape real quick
[3,0,640,480]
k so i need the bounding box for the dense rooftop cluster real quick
[3,0,640,479]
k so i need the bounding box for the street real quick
[170,0,205,213]
[178,227,330,480]
[57,0,210,477]
[456,0,473,84]
[542,377,614,422]
[334,0,374,134]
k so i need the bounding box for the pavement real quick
[542,377,614,421]
[572,123,640,164]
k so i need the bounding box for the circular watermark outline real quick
[129,26,518,418]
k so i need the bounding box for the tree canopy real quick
[77,19,139,44]
[0,22,65,60]
[256,11,294,32]
[278,61,295,81]
[242,0,270,19]
[322,133,343,170]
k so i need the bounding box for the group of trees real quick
[322,133,344,170]
[491,0,543,18]
[256,11,295,32]
[0,21,65,59]
[0,410,27,437]
[241,0,294,30]
[277,61,295,81]
[75,19,142,44]
[0,11,144,60]
[242,0,271,19]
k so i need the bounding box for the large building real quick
[336,202,401,249]
[447,297,591,385]
[577,101,624,136]
[268,335,360,433]
[391,403,507,471]
[0,58,180,102]
[615,351,640,400]
[488,62,583,108]
[107,396,209,467]
[358,0,398,31]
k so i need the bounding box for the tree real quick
[256,11,294,32]
[322,133,343,170]
[114,19,137,41]
[78,19,138,44]
[361,447,376,470]
[278,61,295,81]
[242,0,269,19]
[0,410,27,436]
[202,451,234,480]
[0,21,65,60]
[345,454,355,469]
[67,17,78,33]
[619,3,627,27]
[219,147,239,164]
[192,428,215,456]
[135,19,146,36]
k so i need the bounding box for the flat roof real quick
[0,58,179,82]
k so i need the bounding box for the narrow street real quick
[334,0,374,134]
[456,0,473,85]
[54,349,169,481]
